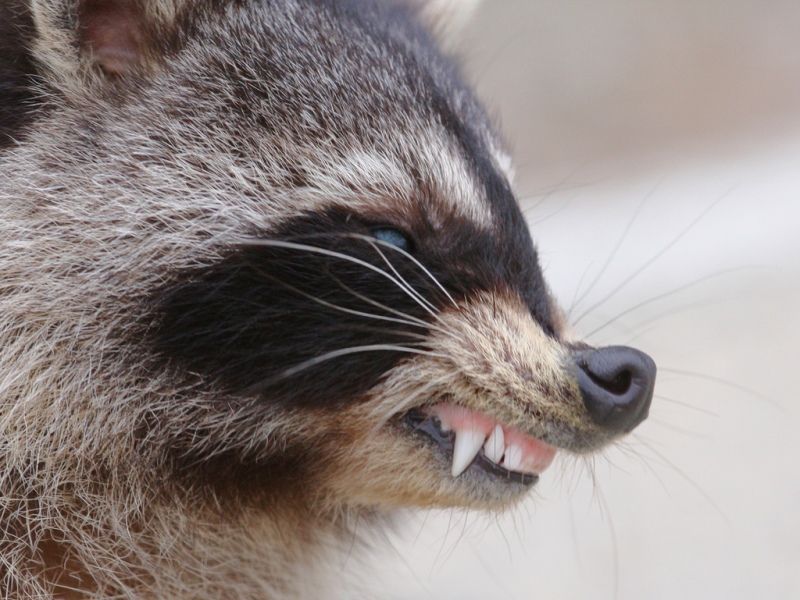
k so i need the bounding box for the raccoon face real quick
[2,0,655,519]
[141,2,655,511]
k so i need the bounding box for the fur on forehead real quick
[27,0,482,83]
[288,133,494,227]
[19,0,505,233]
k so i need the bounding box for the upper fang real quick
[451,429,485,477]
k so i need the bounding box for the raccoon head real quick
[5,0,656,523]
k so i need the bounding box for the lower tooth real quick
[503,445,524,472]
[483,425,504,463]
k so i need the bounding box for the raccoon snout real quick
[574,346,656,433]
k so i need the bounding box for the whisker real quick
[594,488,620,600]
[525,189,584,226]
[240,344,447,396]
[655,395,719,417]
[364,241,458,334]
[566,263,594,320]
[608,438,673,495]
[574,186,737,325]
[237,238,443,322]
[608,298,733,347]
[659,367,780,409]
[631,434,730,525]
[473,22,528,85]
[248,264,435,333]
[520,178,610,210]
[519,166,601,215]
[648,418,713,440]
[336,233,458,308]
[341,325,429,341]
[572,178,661,310]
[583,266,757,338]
[326,272,454,338]
[366,240,439,315]
[366,377,450,430]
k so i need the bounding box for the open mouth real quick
[405,403,557,486]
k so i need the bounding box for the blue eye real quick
[373,228,412,252]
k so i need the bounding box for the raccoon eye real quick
[372,228,412,252]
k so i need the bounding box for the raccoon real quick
[0,0,656,598]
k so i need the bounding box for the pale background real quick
[351,2,800,598]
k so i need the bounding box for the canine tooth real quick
[451,429,485,477]
[483,425,505,464]
[503,444,524,473]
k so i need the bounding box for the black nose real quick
[574,346,656,433]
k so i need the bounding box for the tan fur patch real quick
[303,290,617,515]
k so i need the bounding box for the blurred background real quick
[355,2,800,598]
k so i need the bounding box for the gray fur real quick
[0,1,647,597]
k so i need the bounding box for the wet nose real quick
[574,346,656,433]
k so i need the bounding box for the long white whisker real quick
[326,272,454,337]
[362,241,460,335]
[572,178,659,310]
[574,186,736,325]
[240,344,448,395]
[248,264,436,332]
[368,240,438,314]
[583,266,757,338]
[346,233,458,308]
[367,376,451,431]
[240,239,443,322]
[659,367,779,408]
[363,241,455,334]
[346,327,429,341]
[655,395,719,417]
[631,434,730,524]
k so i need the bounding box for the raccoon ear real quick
[29,0,172,88]
[414,0,483,45]
[77,0,146,75]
